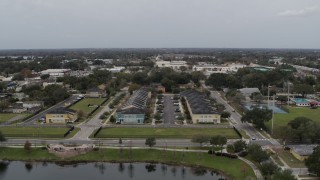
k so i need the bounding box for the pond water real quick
[0,161,226,180]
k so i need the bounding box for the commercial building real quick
[115,88,150,124]
[23,101,44,109]
[155,60,188,70]
[40,69,71,78]
[45,107,78,124]
[192,63,246,75]
[288,145,317,161]
[180,90,220,124]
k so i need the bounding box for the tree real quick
[191,71,206,84]
[247,143,269,163]
[0,131,6,143]
[128,83,141,95]
[273,169,296,180]
[287,117,319,142]
[305,146,320,177]
[220,111,231,119]
[191,135,210,147]
[293,83,314,97]
[145,137,156,148]
[109,115,116,123]
[241,107,272,129]
[205,73,229,89]
[233,140,247,153]
[0,100,9,112]
[260,162,279,178]
[78,110,85,119]
[250,92,264,103]
[24,141,32,152]
[210,135,227,153]
[154,112,162,121]
[12,73,24,81]
[288,117,312,129]
[40,74,50,80]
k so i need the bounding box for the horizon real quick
[1,0,320,49]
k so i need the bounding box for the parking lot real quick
[156,94,182,125]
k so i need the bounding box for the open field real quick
[0,127,79,139]
[0,148,255,179]
[0,113,30,123]
[94,127,240,139]
[265,106,320,137]
[70,98,106,115]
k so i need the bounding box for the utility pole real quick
[287,80,290,106]
[272,95,275,135]
[267,84,270,107]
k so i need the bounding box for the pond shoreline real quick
[0,147,256,179]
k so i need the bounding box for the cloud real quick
[278,7,319,17]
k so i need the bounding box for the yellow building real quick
[181,90,221,124]
[288,145,316,161]
[45,107,78,124]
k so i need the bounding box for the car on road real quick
[173,103,179,106]
[251,137,256,140]
[175,108,180,112]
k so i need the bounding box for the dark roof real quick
[123,87,149,109]
[118,87,149,114]
[117,106,145,114]
[180,90,218,114]
[87,87,101,92]
[48,107,77,114]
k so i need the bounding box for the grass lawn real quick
[0,113,30,123]
[0,127,79,139]
[265,106,320,138]
[94,127,240,139]
[0,148,255,179]
[70,98,106,115]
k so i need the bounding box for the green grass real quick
[265,106,320,138]
[94,127,240,139]
[70,98,106,115]
[0,113,30,123]
[266,149,284,166]
[0,148,255,179]
[0,127,79,139]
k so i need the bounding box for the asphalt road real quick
[210,89,281,146]
[2,138,241,147]
[163,95,175,125]
[22,95,81,125]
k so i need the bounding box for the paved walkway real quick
[70,95,117,140]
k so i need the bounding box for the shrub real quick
[215,152,238,159]
[208,150,216,155]
[238,151,248,157]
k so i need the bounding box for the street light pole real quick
[271,95,275,135]
[267,85,270,107]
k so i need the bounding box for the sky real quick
[0,0,320,49]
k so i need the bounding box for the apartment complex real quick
[45,107,78,124]
[115,88,150,124]
[181,90,220,124]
